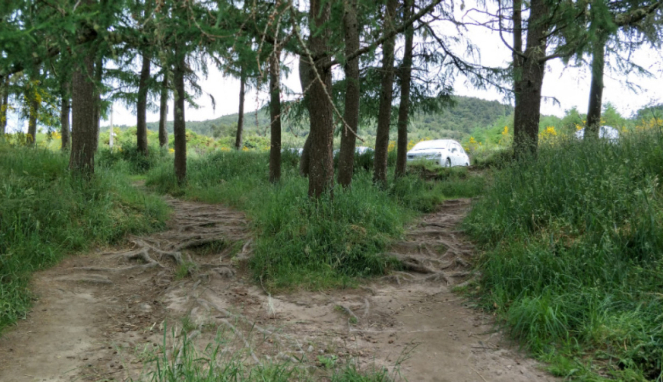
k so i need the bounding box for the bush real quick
[0,144,169,332]
[465,132,663,379]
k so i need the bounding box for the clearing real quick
[0,197,554,381]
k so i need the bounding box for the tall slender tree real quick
[173,47,187,184]
[395,0,415,178]
[92,56,103,152]
[306,0,335,197]
[269,47,283,183]
[337,0,361,188]
[69,49,97,175]
[0,76,7,136]
[26,73,40,146]
[137,51,151,155]
[60,90,70,150]
[298,56,313,177]
[585,0,663,139]
[158,70,169,148]
[235,66,246,150]
[373,0,399,185]
[512,0,550,157]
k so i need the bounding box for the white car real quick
[406,139,470,167]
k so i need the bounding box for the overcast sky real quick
[5,8,662,133]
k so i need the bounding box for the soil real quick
[0,197,556,382]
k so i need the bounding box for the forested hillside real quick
[112,96,513,141]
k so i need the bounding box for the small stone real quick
[388,340,394,344]
[307,345,314,352]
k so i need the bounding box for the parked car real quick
[406,139,470,167]
[574,125,619,142]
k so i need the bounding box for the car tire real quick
[445,158,451,167]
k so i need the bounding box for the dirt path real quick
[0,198,555,382]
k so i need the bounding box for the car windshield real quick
[411,140,450,151]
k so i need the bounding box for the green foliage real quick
[0,144,169,332]
[465,132,663,380]
[145,151,476,290]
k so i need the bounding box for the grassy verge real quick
[137,327,393,382]
[0,144,169,332]
[145,151,484,290]
[465,133,663,380]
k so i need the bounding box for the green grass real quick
[145,150,483,290]
[0,143,169,332]
[139,326,393,382]
[465,132,663,380]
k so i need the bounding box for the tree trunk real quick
[61,92,71,150]
[269,48,282,183]
[0,76,7,136]
[512,0,523,145]
[69,51,97,176]
[585,36,606,140]
[235,67,246,150]
[512,0,548,158]
[307,0,335,198]
[298,54,313,177]
[27,86,39,146]
[137,51,151,155]
[395,0,414,178]
[337,0,360,188]
[158,71,169,148]
[373,0,399,186]
[173,50,187,185]
[92,56,102,152]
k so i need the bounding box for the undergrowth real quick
[145,151,483,290]
[465,132,663,380]
[0,144,169,332]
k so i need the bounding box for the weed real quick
[465,132,663,379]
[0,144,169,332]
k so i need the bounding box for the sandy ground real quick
[0,198,555,382]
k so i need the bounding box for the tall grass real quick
[465,132,663,380]
[0,144,169,332]
[146,150,483,290]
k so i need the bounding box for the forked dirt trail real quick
[0,197,555,382]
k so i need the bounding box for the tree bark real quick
[137,51,151,155]
[512,0,548,158]
[235,67,246,150]
[27,85,39,146]
[0,76,7,136]
[269,48,282,183]
[512,0,523,138]
[307,0,335,198]
[92,56,102,152]
[61,91,71,150]
[173,49,187,185]
[298,54,312,177]
[395,0,414,178]
[373,0,399,186]
[69,51,97,176]
[337,0,360,188]
[158,71,169,148]
[585,36,606,140]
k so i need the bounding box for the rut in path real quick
[0,198,555,382]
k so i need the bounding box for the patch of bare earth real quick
[0,198,555,382]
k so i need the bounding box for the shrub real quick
[465,132,663,379]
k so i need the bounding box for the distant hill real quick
[114,96,514,141]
